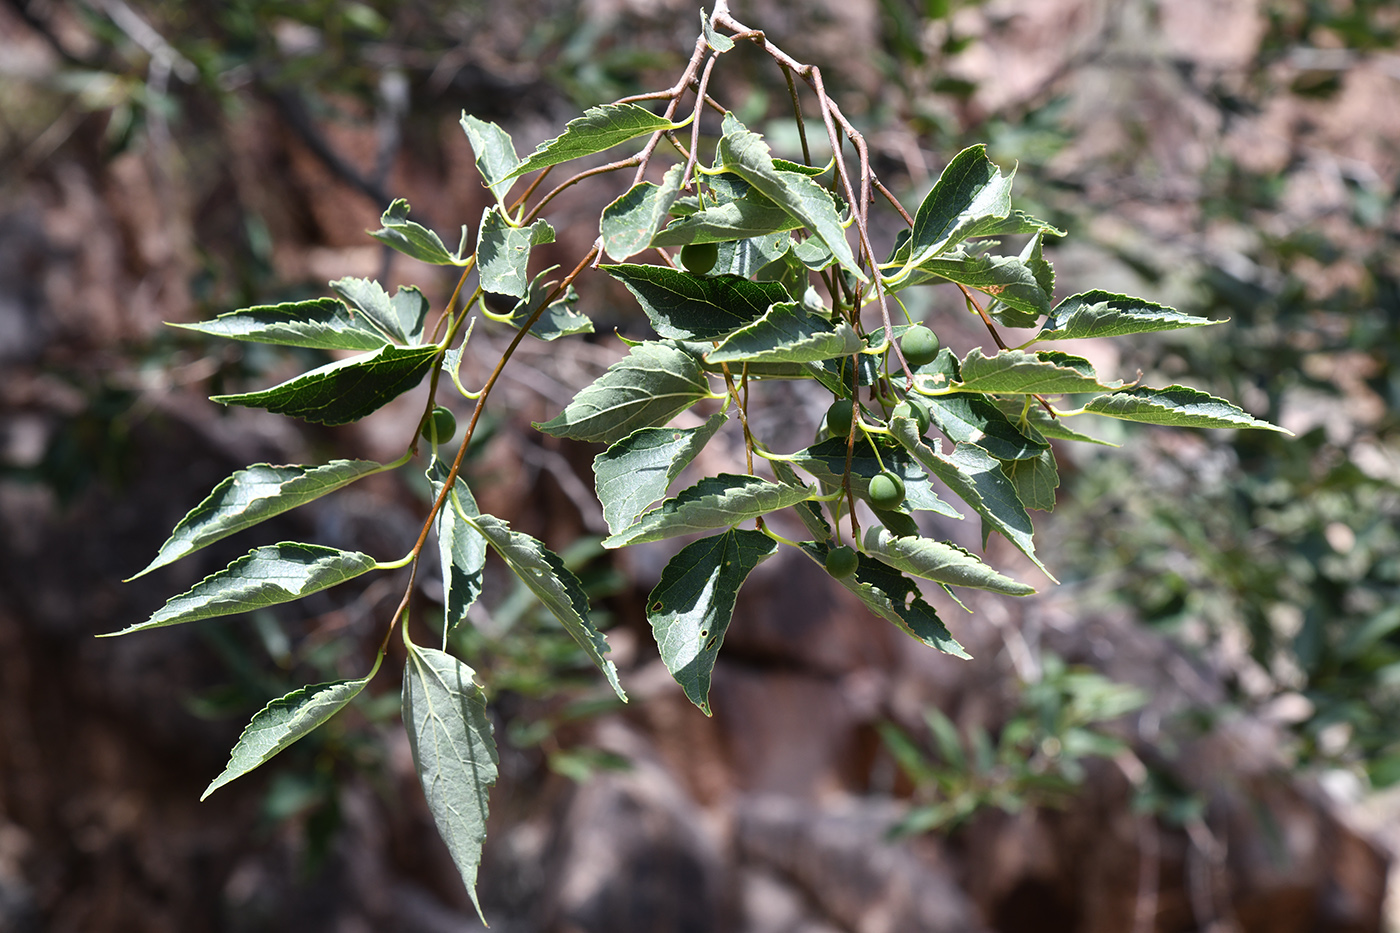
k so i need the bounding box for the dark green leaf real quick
[891,145,1014,280]
[922,393,1049,461]
[1082,385,1292,432]
[369,199,466,266]
[477,206,555,299]
[593,411,728,535]
[502,103,681,181]
[1036,290,1221,341]
[429,460,487,637]
[601,164,685,261]
[648,529,776,714]
[175,299,390,351]
[602,263,790,340]
[460,113,520,202]
[212,344,439,425]
[706,302,861,364]
[603,473,812,547]
[330,277,429,345]
[861,525,1035,595]
[791,436,961,517]
[650,194,805,247]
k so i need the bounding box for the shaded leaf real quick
[175,299,390,351]
[602,263,789,340]
[791,436,961,517]
[369,199,466,266]
[477,206,555,298]
[648,529,776,714]
[1036,290,1221,341]
[330,277,429,345]
[593,411,728,535]
[1000,449,1059,511]
[429,460,487,637]
[502,103,680,181]
[990,397,1118,447]
[212,344,439,425]
[862,525,1035,595]
[706,302,861,364]
[651,194,804,247]
[105,543,377,635]
[601,164,685,261]
[922,393,1049,462]
[130,459,386,579]
[460,113,520,202]
[402,642,497,920]
[502,269,593,341]
[1083,385,1291,432]
[603,473,812,547]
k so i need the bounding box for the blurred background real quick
[1,0,1398,930]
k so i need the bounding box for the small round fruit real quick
[900,325,940,366]
[872,508,920,538]
[680,242,718,274]
[867,470,906,509]
[825,545,859,578]
[825,398,855,437]
[421,406,457,442]
[891,396,931,435]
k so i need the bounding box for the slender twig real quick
[683,53,720,188]
[780,63,812,166]
[523,156,640,224]
[875,176,915,227]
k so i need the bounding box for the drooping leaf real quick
[602,263,789,340]
[330,277,429,345]
[402,641,498,920]
[891,418,1055,581]
[462,513,626,701]
[212,344,439,425]
[929,348,1122,396]
[768,459,832,542]
[477,206,555,298]
[502,269,593,340]
[501,103,681,181]
[593,411,728,535]
[601,164,685,261]
[799,542,969,659]
[535,342,713,445]
[701,8,734,51]
[602,473,812,548]
[1082,385,1292,432]
[988,229,1054,328]
[130,459,387,579]
[890,145,1015,281]
[861,525,1035,595]
[706,302,861,364]
[791,436,961,517]
[922,393,1049,461]
[460,113,521,202]
[648,529,776,714]
[990,397,1118,447]
[891,249,1050,322]
[716,113,865,280]
[105,543,377,635]
[650,193,805,247]
[1035,290,1221,341]
[202,652,383,800]
[429,459,487,637]
[369,199,467,266]
[1000,449,1059,511]
[174,299,390,351]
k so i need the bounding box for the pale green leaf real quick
[174,299,390,351]
[890,248,1050,322]
[601,164,685,261]
[402,642,498,920]
[369,199,466,266]
[1082,385,1292,432]
[502,269,593,341]
[429,460,487,637]
[862,525,1035,595]
[1035,290,1221,341]
[701,8,734,51]
[706,302,861,364]
[211,343,439,425]
[202,652,383,800]
[104,543,377,635]
[922,393,1049,461]
[602,263,789,340]
[477,206,555,298]
[593,411,728,535]
[602,473,812,548]
[648,529,776,714]
[130,459,386,579]
[330,277,428,345]
[929,348,1122,396]
[1000,449,1059,511]
[790,436,961,518]
[990,397,1118,447]
[463,513,626,700]
[502,103,681,181]
[716,113,865,281]
[460,113,520,202]
[650,194,805,247]
[535,342,713,445]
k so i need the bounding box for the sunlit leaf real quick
[602,164,685,261]
[706,302,861,364]
[175,299,390,351]
[477,206,555,298]
[923,393,1049,462]
[1082,385,1291,432]
[1000,449,1059,511]
[602,263,789,340]
[330,277,429,345]
[369,199,467,266]
[1036,291,1222,341]
[603,473,812,547]
[429,459,487,637]
[593,411,728,535]
[501,269,593,341]
[501,103,681,181]
[889,145,1014,282]
[861,525,1035,595]
[460,113,520,203]
[651,193,805,247]
[929,348,1122,396]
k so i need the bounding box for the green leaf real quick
[429,460,487,637]
[701,8,734,51]
[502,103,681,181]
[716,113,865,281]
[706,302,861,364]
[212,343,439,426]
[990,397,1118,447]
[1035,290,1221,341]
[602,263,790,340]
[967,209,1065,240]
[462,513,626,701]
[503,269,593,341]
[477,206,555,298]
[174,299,390,351]
[330,277,429,345]
[891,249,1050,322]
[650,194,805,247]
[648,529,776,714]
[402,642,498,921]
[535,342,713,445]
[791,436,961,518]
[861,525,1035,595]
[130,459,386,579]
[929,348,1122,396]
[104,543,377,635]
[891,418,1055,581]
[460,113,520,203]
[799,542,969,659]
[601,164,685,261]
[767,459,832,542]
[602,473,812,548]
[922,393,1050,461]
[202,653,383,800]
[1000,449,1059,511]
[890,145,1014,281]
[369,199,467,266]
[1082,385,1292,432]
[593,411,728,535]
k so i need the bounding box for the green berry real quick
[867,470,905,509]
[421,406,457,443]
[891,396,931,435]
[900,325,940,366]
[680,242,718,274]
[824,545,859,578]
[871,509,920,538]
[825,398,855,437]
